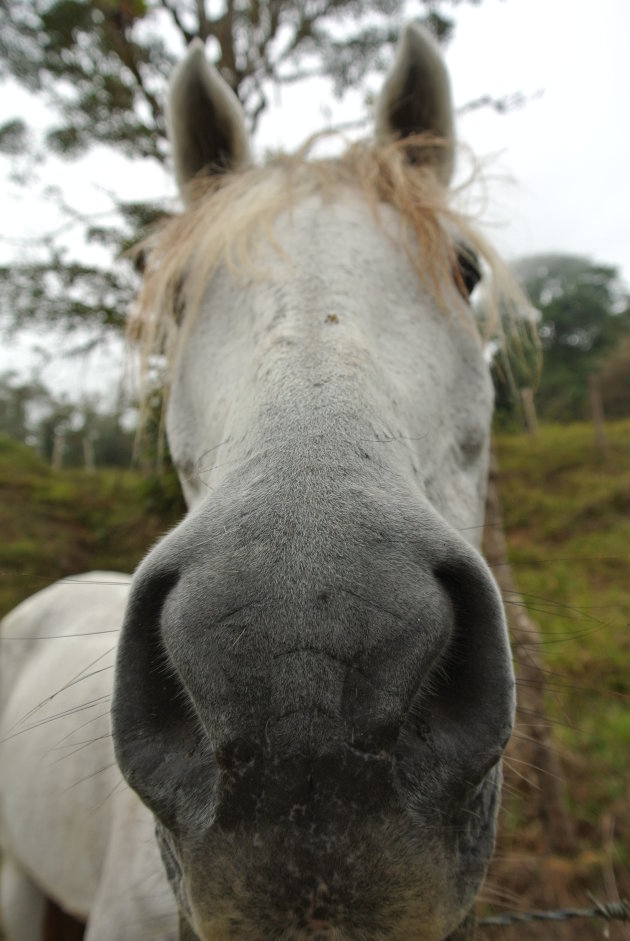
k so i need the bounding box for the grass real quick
[0,433,185,617]
[486,419,630,934]
[1,423,629,934]
[496,421,630,813]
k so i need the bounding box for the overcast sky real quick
[1,0,628,402]
[255,0,630,283]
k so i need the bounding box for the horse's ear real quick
[168,39,251,198]
[376,24,455,185]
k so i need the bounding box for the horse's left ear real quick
[168,39,251,198]
[376,23,455,185]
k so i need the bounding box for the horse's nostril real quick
[412,557,515,786]
[214,738,260,771]
[112,561,222,831]
[350,724,399,756]
[129,566,181,622]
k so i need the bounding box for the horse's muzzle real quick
[112,478,514,938]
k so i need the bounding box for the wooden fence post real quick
[589,373,608,454]
[51,430,65,471]
[519,387,538,437]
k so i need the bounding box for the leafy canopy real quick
[496,254,630,423]
[0,0,486,343]
[0,0,469,161]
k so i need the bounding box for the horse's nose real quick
[112,489,514,830]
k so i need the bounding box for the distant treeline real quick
[494,254,630,427]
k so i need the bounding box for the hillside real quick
[1,423,629,937]
[485,419,630,939]
[0,433,185,617]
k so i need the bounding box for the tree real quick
[0,371,136,466]
[0,0,474,157]
[498,254,630,423]
[598,337,630,419]
[0,371,51,443]
[0,0,515,345]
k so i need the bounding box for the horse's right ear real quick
[168,39,251,198]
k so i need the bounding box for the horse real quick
[0,23,518,941]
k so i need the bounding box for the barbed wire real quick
[478,895,630,928]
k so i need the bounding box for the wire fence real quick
[478,896,630,929]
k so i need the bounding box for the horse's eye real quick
[454,246,481,299]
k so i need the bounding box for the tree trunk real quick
[519,387,538,437]
[589,373,608,454]
[484,448,575,854]
[82,433,96,472]
[51,431,65,471]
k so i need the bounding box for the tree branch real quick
[249,84,268,132]
[275,66,325,84]
[100,11,166,136]
[125,55,165,136]
[158,0,195,45]
[458,89,543,117]
[275,8,319,67]
[212,1,237,87]
[196,0,210,42]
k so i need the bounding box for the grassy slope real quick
[0,433,185,617]
[1,425,628,934]
[485,419,630,938]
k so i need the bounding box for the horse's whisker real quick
[1,696,111,743]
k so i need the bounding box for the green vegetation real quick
[491,419,630,916]
[495,254,630,426]
[0,371,137,468]
[0,0,486,348]
[2,421,628,915]
[0,433,185,617]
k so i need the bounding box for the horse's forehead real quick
[268,190,422,263]
[169,185,489,462]
[191,190,471,347]
[170,193,488,460]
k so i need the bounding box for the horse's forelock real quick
[129,135,530,410]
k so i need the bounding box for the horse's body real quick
[0,575,175,939]
[1,25,516,941]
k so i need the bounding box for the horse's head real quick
[112,25,515,941]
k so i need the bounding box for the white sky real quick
[1,0,629,403]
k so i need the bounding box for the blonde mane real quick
[132,135,530,399]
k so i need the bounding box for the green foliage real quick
[496,420,630,833]
[0,0,485,342]
[598,337,630,418]
[0,371,137,467]
[508,254,630,422]
[490,315,541,430]
[0,373,49,442]
[0,189,167,340]
[1,421,628,886]
[0,250,138,333]
[0,117,29,154]
[0,0,465,159]
[1,0,168,161]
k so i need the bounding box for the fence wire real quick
[478,896,630,928]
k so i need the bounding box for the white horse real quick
[0,25,517,941]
